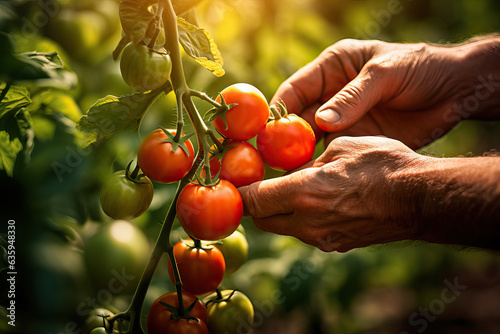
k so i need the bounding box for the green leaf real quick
[0,85,31,117]
[77,85,170,148]
[0,84,34,176]
[0,131,23,177]
[119,0,165,46]
[177,17,225,77]
[26,90,82,122]
[0,33,77,89]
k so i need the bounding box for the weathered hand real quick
[272,38,500,149]
[238,136,426,252]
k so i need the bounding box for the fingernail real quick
[317,109,340,124]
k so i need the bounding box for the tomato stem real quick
[193,237,202,249]
[121,0,222,332]
[190,89,223,108]
[207,129,224,153]
[216,288,223,300]
[147,4,164,49]
[269,104,282,120]
[167,247,187,316]
[174,93,184,142]
[129,161,141,180]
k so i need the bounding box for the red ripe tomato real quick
[146,291,208,334]
[176,180,243,241]
[210,141,264,188]
[168,240,225,296]
[257,114,316,171]
[137,129,194,184]
[213,83,269,141]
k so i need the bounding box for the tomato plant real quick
[216,230,248,275]
[203,290,255,334]
[176,179,243,241]
[257,104,316,171]
[83,220,150,292]
[167,240,226,296]
[137,128,194,184]
[212,83,270,141]
[120,42,172,91]
[147,290,208,334]
[99,169,153,220]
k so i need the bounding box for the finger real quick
[315,65,386,133]
[270,61,326,115]
[238,174,298,218]
[253,215,344,252]
[252,215,294,236]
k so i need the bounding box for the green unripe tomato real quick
[89,328,108,334]
[119,43,172,91]
[203,290,254,334]
[216,230,248,275]
[83,220,150,292]
[83,308,114,334]
[100,170,154,220]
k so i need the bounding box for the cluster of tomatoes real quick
[95,43,317,334]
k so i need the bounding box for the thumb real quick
[238,175,298,218]
[315,67,384,132]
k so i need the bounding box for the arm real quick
[239,137,500,252]
[393,152,500,251]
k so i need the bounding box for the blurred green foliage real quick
[1,0,499,333]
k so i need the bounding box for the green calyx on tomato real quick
[257,101,316,171]
[119,42,172,92]
[167,239,226,296]
[205,93,238,131]
[176,179,243,241]
[210,83,270,141]
[99,161,154,220]
[203,290,255,334]
[137,128,195,184]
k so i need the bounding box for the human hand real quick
[238,136,428,252]
[272,38,500,149]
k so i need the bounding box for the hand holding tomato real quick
[270,39,494,149]
[239,136,423,252]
